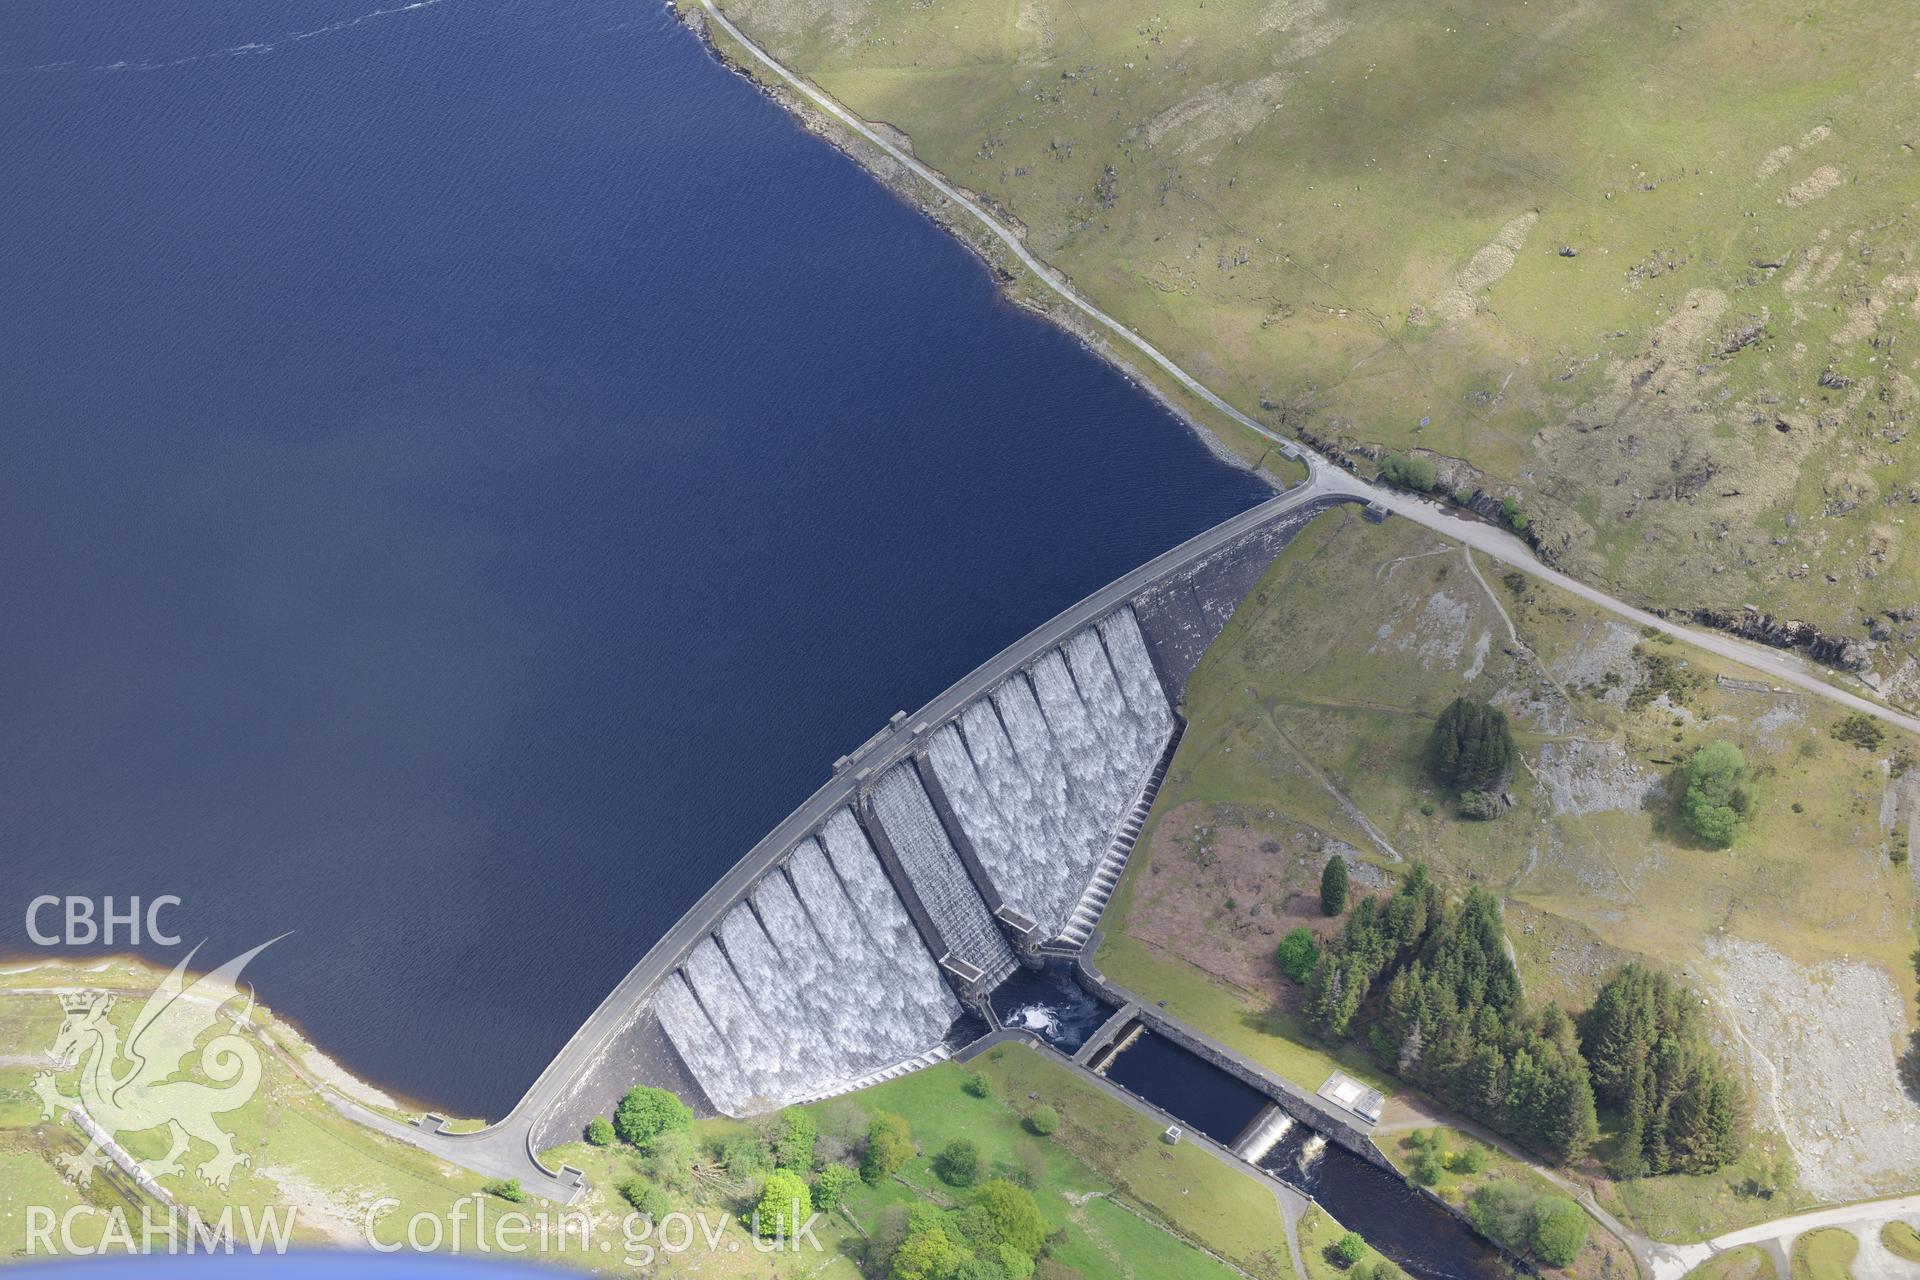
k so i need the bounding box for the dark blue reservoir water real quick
[0,1,1269,1113]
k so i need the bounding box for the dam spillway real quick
[926,610,1173,937]
[652,812,964,1114]
[868,763,1021,987]
[566,491,1347,1124]
[648,607,1174,1114]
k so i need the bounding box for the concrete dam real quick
[652,606,1173,1115]
[477,483,1349,1162]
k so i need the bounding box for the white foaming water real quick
[1100,608,1172,738]
[817,810,961,1024]
[1300,1134,1328,1172]
[927,609,1174,936]
[1009,1005,1059,1035]
[781,834,959,1040]
[680,937,785,1101]
[716,902,841,1081]
[653,972,754,1115]
[953,701,1076,924]
[1064,627,1149,783]
[655,822,966,1115]
[928,715,1069,931]
[1031,651,1125,852]
[994,674,1087,917]
[1233,1107,1295,1163]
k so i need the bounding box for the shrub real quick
[1026,1105,1059,1136]
[1414,1147,1449,1185]
[1528,1196,1588,1266]
[1275,928,1319,982]
[719,1131,772,1179]
[614,1085,692,1148]
[962,1073,992,1099]
[753,1169,811,1239]
[891,1222,970,1280]
[955,1179,1052,1258]
[1426,698,1515,792]
[1453,1145,1485,1175]
[996,1243,1039,1279]
[1467,1181,1538,1250]
[933,1138,982,1187]
[1833,713,1886,751]
[482,1178,525,1203]
[1457,789,1502,820]
[1321,855,1348,916]
[774,1107,817,1171]
[1680,741,1750,847]
[1333,1231,1367,1267]
[644,1129,697,1195]
[617,1176,670,1220]
[584,1116,615,1146]
[862,1111,914,1184]
[813,1162,859,1212]
[1380,452,1438,492]
[1500,496,1529,532]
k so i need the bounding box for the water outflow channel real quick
[989,961,1112,1053]
[1100,1030,1506,1280]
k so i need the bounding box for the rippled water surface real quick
[0,0,1270,1113]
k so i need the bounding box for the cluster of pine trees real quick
[1304,866,1745,1173]
[1305,867,1596,1161]
[1581,965,1745,1177]
[1425,698,1516,794]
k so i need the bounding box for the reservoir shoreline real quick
[669,0,1289,483]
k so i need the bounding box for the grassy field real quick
[700,0,1920,706]
[547,1044,1297,1280]
[1295,1205,1388,1280]
[1094,504,1920,1227]
[1681,1246,1775,1280]
[1788,1228,1857,1280]
[1882,1220,1920,1263]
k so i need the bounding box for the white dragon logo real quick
[33,939,280,1190]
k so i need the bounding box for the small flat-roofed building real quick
[1318,1070,1385,1124]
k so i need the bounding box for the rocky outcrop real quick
[1683,607,1873,671]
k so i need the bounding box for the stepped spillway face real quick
[653,818,963,1116]
[925,606,1174,934]
[869,763,1019,985]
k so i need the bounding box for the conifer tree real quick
[1321,855,1349,916]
